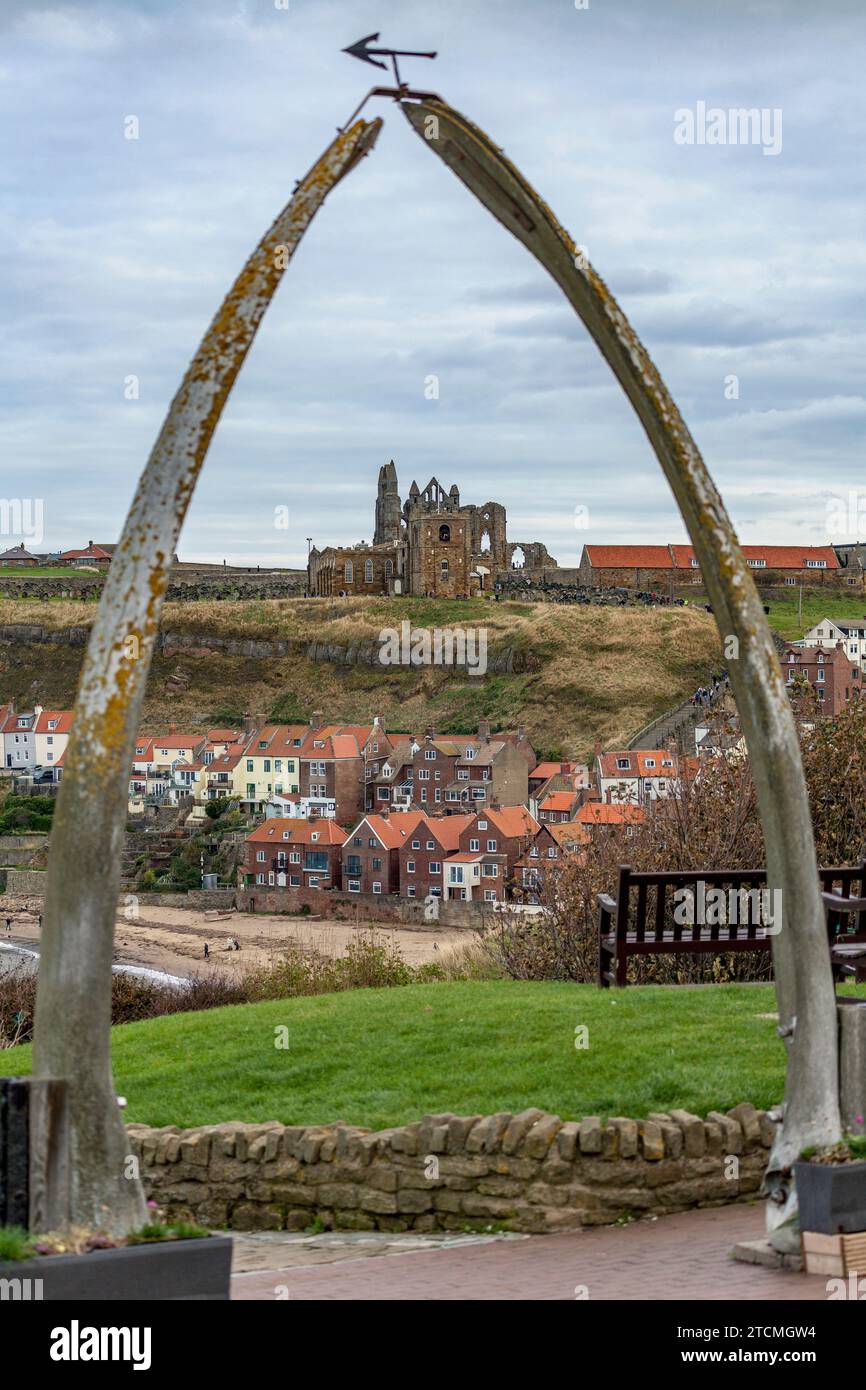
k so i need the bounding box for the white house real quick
[802,617,866,665]
[594,747,681,806]
[33,708,73,769]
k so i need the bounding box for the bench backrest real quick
[609,862,866,944]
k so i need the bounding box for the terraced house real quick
[243,818,348,892]
[237,723,305,813]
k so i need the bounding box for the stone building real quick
[308,461,556,598]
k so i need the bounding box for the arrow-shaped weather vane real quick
[343,31,436,86]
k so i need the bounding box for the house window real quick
[372,857,382,870]
[426,840,435,850]
[407,886,416,898]
[424,749,436,760]
[290,874,300,886]
[418,770,429,780]
[289,851,300,863]
[816,669,825,682]
[263,759,271,772]
[348,881,360,893]
[440,559,449,577]
[806,559,827,569]
[256,850,266,862]
[256,873,265,885]
[411,839,421,849]
[246,760,254,772]
[378,787,390,799]
[470,838,479,852]
[478,820,488,830]
[690,558,699,568]
[457,769,469,780]
[487,839,497,852]
[616,758,630,770]
[430,861,441,874]
[407,861,415,873]
[644,758,655,768]
[483,864,498,877]
[746,558,766,568]
[372,882,382,894]
[548,847,557,858]
[484,890,497,902]
[364,559,373,583]
[785,577,797,586]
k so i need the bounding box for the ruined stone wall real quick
[128,1101,774,1234]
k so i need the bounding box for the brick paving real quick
[231,1202,830,1301]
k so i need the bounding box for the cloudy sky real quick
[2,0,865,565]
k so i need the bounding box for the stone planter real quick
[795,1159,866,1235]
[0,1235,232,1301]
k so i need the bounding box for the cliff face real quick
[0,596,720,760]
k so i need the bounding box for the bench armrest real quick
[597,894,617,914]
[822,892,866,913]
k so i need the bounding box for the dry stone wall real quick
[128,1101,774,1235]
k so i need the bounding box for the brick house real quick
[343,812,426,896]
[398,813,475,901]
[243,818,348,892]
[453,805,538,900]
[516,821,588,901]
[538,789,583,823]
[780,642,861,716]
[409,728,529,813]
[579,543,844,590]
[298,719,369,825]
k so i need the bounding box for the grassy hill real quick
[4,979,803,1129]
[0,596,721,759]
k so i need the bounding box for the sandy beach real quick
[0,893,470,982]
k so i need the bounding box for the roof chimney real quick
[243,711,256,737]
[425,726,435,742]
[517,724,526,741]
[478,718,491,741]
[373,714,383,728]
[310,711,323,731]
[169,722,177,735]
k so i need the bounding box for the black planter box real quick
[0,1235,232,1301]
[795,1159,866,1235]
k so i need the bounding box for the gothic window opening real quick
[364,558,373,583]
[344,560,353,584]
[439,523,451,542]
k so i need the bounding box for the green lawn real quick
[680,586,866,641]
[9,980,864,1131]
[0,566,95,578]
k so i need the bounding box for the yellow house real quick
[233,724,306,813]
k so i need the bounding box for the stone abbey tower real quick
[373,459,402,545]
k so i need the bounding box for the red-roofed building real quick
[780,642,861,716]
[594,747,680,807]
[59,541,113,569]
[574,801,646,829]
[515,821,589,901]
[343,812,427,896]
[579,543,844,590]
[398,813,475,900]
[243,818,348,891]
[33,708,73,772]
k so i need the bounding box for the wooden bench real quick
[597,860,866,988]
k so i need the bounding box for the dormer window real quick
[311,832,319,842]
[616,758,630,770]
[464,748,474,759]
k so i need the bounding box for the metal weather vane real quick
[339,32,439,129]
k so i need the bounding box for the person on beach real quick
[37,914,43,932]
[204,942,209,959]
